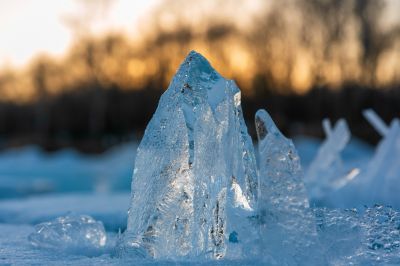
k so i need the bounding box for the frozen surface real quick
[0,193,129,231]
[0,142,137,198]
[1,197,400,265]
[1,194,255,265]
[0,223,121,265]
[314,208,361,264]
[120,51,258,259]
[315,205,400,265]
[357,205,400,264]
[28,214,107,256]
[255,109,322,264]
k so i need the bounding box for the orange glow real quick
[0,0,400,103]
[376,45,400,86]
[0,0,160,67]
[291,52,313,94]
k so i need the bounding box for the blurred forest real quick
[1,0,400,152]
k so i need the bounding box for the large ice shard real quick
[255,109,321,264]
[305,119,358,203]
[117,51,258,260]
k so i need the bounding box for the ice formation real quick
[106,52,400,264]
[360,109,400,208]
[305,119,357,202]
[118,51,258,260]
[255,109,322,264]
[28,214,106,255]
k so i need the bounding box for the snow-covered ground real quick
[0,193,129,231]
[0,142,137,198]
[0,137,374,200]
[0,143,136,264]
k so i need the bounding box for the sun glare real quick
[0,0,159,67]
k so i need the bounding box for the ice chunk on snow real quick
[255,109,322,264]
[305,119,354,200]
[119,51,258,260]
[28,214,106,255]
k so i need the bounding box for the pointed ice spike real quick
[255,109,309,209]
[331,119,351,151]
[118,51,258,260]
[255,109,323,264]
[305,119,351,200]
[363,109,389,137]
[255,109,282,140]
[322,118,333,137]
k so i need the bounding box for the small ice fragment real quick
[28,214,106,255]
[305,119,352,200]
[322,118,333,137]
[331,168,360,189]
[363,109,389,137]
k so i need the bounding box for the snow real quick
[0,193,129,231]
[363,109,390,137]
[0,142,137,198]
